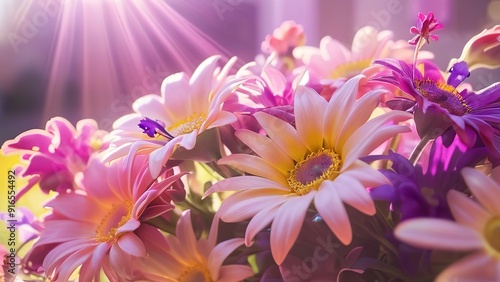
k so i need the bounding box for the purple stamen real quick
[138,117,174,139]
[447,61,470,88]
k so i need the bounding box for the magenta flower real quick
[374,58,500,157]
[1,117,108,198]
[24,155,186,281]
[408,12,444,46]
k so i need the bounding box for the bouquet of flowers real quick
[2,11,500,282]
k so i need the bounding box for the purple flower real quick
[408,12,444,45]
[374,58,500,157]
[1,117,108,197]
[370,136,487,221]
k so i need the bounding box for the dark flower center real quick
[287,149,342,195]
[414,79,472,116]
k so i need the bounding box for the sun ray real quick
[4,0,236,131]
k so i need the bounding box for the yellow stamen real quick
[168,113,206,136]
[287,149,342,195]
[95,201,133,242]
[178,264,212,282]
[414,79,472,115]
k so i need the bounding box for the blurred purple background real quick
[0,0,499,144]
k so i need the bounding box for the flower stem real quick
[409,134,432,165]
[411,38,425,80]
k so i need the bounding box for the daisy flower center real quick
[414,79,472,116]
[95,201,133,242]
[331,59,372,79]
[178,264,212,282]
[287,148,342,195]
[168,113,206,136]
[484,216,500,257]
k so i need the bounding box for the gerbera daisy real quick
[133,209,254,281]
[24,155,186,281]
[204,75,411,264]
[1,117,107,197]
[395,166,500,281]
[103,55,246,178]
[292,26,431,98]
[374,58,500,157]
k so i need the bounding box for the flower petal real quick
[271,191,316,264]
[217,265,255,282]
[335,175,376,216]
[395,219,483,251]
[436,252,500,282]
[254,112,308,162]
[462,167,500,215]
[447,190,490,230]
[335,89,384,149]
[245,205,280,246]
[175,210,198,258]
[314,181,352,245]
[218,154,287,185]
[235,129,294,173]
[208,238,246,280]
[117,232,147,257]
[204,176,289,198]
[342,111,411,167]
[324,75,363,148]
[218,189,290,222]
[294,85,327,152]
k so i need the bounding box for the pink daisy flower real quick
[103,55,245,178]
[133,209,254,281]
[205,75,411,264]
[25,155,186,281]
[293,26,429,83]
[395,167,500,281]
[1,117,107,197]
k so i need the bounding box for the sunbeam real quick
[5,0,238,131]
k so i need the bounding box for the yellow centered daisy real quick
[206,75,412,265]
[287,149,342,195]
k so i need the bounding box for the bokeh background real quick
[0,0,499,144]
